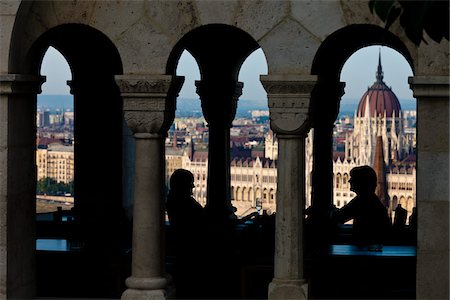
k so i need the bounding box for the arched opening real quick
[12,24,127,298]
[308,24,416,299]
[36,46,74,217]
[165,24,272,299]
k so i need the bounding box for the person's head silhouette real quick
[170,169,195,196]
[349,166,377,195]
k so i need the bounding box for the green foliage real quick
[369,0,449,46]
[37,177,73,196]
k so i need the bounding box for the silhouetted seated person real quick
[332,166,391,248]
[166,169,207,298]
[407,207,417,245]
[393,203,407,229]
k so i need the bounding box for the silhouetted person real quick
[408,207,417,245]
[333,166,391,247]
[393,204,407,230]
[166,169,207,298]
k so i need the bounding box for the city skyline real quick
[40,45,414,105]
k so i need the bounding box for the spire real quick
[373,135,389,208]
[376,49,384,83]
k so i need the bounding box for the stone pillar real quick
[115,75,183,300]
[409,76,449,300]
[308,81,345,246]
[261,75,317,300]
[310,81,345,211]
[195,80,243,218]
[0,74,45,299]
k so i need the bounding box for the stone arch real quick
[165,24,263,214]
[248,187,254,202]
[343,173,349,188]
[308,23,416,233]
[407,196,414,215]
[392,195,399,208]
[336,173,342,189]
[242,187,248,202]
[6,22,124,298]
[235,186,241,202]
[400,196,407,208]
[269,188,275,204]
[311,24,415,78]
[255,187,262,200]
[263,188,269,204]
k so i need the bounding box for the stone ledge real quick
[409,76,450,99]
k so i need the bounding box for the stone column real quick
[309,81,345,246]
[261,75,317,299]
[408,76,449,300]
[0,74,45,299]
[115,75,183,300]
[195,79,243,218]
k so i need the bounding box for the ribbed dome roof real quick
[356,53,401,118]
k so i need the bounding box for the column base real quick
[268,278,308,300]
[121,288,165,300]
[121,276,167,300]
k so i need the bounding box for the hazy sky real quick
[40,45,414,104]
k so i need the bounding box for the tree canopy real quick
[369,0,449,46]
[37,177,73,196]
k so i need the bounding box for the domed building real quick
[345,53,413,166]
[302,53,416,216]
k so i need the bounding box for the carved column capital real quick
[115,75,184,135]
[260,75,317,136]
[310,80,346,129]
[195,79,243,127]
[0,74,45,95]
[408,76,449,99]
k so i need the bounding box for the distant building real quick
[165,146,277,217]
[36,110,50,128]
[36,143,74,184]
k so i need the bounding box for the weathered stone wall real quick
[2,0,420,76]
[0,1,448,299]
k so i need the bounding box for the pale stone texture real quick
[52,0,96,24]
[145,1,199,42]
[90,1,145,42]
[234,0,289,41]
[0,1,20,15]
[0,15,14,73]
[0,74,43,299]
[0,1,20,74]
[0,1,449,299]
[417,249,450,300]
[115,18,172,74]
[290,0,347,41]
[116,75,183,299]
[409,75,450,300]
[260,18,320,74]
[261,75,316,300]
[417,38,450,76]
[340,0,382,26]
[418,201,449,251]
[194,0,239,25]
[417,153,449,201]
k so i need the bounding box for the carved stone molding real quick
[260,75,317,135]
[124,111,165,135]
[408,76,449,99]
[310,81,346,128]
[0,74,45,95]
[195,80,243,126]
[115,75,184,135]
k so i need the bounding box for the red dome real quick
[356,54,401,118]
